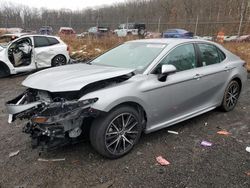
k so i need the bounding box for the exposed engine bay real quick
[6,73,133,151]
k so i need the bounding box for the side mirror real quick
[158,64,177,82]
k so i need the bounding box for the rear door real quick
[193,43,230,108]
[33,36,59,68]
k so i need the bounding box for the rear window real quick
[47,37,59,45]
[217,48,226,62]
[198,44,225,66]
[34,36,50,47]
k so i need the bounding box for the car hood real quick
[22,63,135,92]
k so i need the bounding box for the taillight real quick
[67,45,69,51]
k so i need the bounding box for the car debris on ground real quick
[201,141,213,147]
[37,158,65,162]
[9,150,20,157]
[167,130,179,135]
[217,130,231,136]
[156,156,170,166]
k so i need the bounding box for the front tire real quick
[90,105,142,159]
[221,80,241,112]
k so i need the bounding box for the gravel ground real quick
[0,74,249,188]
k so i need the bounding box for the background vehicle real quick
[88,26,110,37]
[77,32,88,39]
[0,35,69,77]
[201,36,213,41]
[162,29,193,38]
[58,27,76,37]
[39,26,53,35]
[235,35,250,42]
[6,39,247,159]
[0,33,28,46]
[224,35,238,42]
[115,23,146,37]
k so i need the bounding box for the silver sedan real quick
[6,39,248,158]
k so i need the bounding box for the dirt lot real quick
[0,74,249,188]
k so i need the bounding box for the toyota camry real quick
[6,39,248,158]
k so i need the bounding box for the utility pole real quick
[126,17,129,29]
[157,16,161,33]
[96,9,100,27]
[238,0,246,36]
[194,15,199,36]
[69,11,72,27]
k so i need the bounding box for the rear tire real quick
[90,105,142,159]
[221,80,241,112]
[51,55,66,67]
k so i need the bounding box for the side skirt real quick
[145,105,217,134]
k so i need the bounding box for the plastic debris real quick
[201,141,213,147]
[246,147,250,153]
[217,130,231,136]
[204,122,208,126]
[95,48,102,52]
[156,156,170,166]
[136,151,143,156]
[168,130,179,135]
[9,150,20,158]
[38,158,65,162]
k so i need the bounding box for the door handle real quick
[193,74,203,80]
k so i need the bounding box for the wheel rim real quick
[53,56,65,66]
[225,82,240,109]
[105,113,139,155]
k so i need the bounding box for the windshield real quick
[91,42,166,72]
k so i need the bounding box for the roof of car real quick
[1,33,28,37]
[59,27,74,30]
[127,38,212,45]
[18,34,58,38]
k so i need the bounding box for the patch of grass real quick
[62,35,138,61]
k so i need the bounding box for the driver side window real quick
[153,44,196,74]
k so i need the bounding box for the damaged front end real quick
[6,89,99,150]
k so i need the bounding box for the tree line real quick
[0,0,250,36]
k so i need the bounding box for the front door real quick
[7,37,35,72]
[142,43,205,131]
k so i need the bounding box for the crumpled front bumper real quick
[6,91,98,124]
[6,91,99,150]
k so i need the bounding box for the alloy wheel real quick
[105,113,140,155]
[225,82,240,109]
[53,55,66,66]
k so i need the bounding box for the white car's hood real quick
[22,63,134,92]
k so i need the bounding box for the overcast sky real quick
[0,0,126,10]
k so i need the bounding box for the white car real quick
[0,35,70,77]
[202,36,213,41]
[224,35,238,42]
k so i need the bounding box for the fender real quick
[79,86,150,117]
